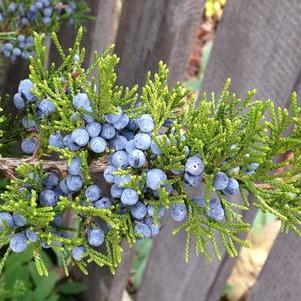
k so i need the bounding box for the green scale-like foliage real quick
[1,28,301,276]
[31,29,138,142]
[0,163,128,276]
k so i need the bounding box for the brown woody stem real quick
[0,157,288,190]
[0,156,107,178]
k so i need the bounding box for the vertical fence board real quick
[246,232,301,301]
[200,1,301,301]
[203,1,301,300]
[115,1,205,300]
[83,0,118,68]
[202,208,256,301]
[76,0,204,298]
[127,0,207,297]
[138,216,222,301]
[115,0,204,88]
[138,1,301,301]
[75,2,128,300]
[76,240,135,301]
[201,0,301,106]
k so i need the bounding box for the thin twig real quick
[0,156,107,177]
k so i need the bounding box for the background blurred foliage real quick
[0,246,87,301]
[185,41,213,92]
[205,0,226,18]
[130,239,153,290]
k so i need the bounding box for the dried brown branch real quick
[0,156,108,178]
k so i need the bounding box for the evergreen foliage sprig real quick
[1,28,301,276]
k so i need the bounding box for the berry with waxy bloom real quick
[146,169,167,190]
[185,155,204,176]
[170,203,187,222]
[121,188,139,205]
[213,172,229,190]
[72,246,86,261]
[87,228,105,247]
[10,233,28,253]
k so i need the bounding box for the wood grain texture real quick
[74,241,135,301]
[246,231,301,301]
[200,0,301,108]
[201,0,301,295]
[139,1,301,300]
[115,0,204,88]
[138,215,222,301]
[203,207,257,301]
[82,0,118,68]
[75,2,136,300]
[114,2,204,300]
[57,1,205,299]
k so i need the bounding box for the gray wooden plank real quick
[83,0,118,68]
[75,2,134,300]
[74,240,135,301]
[114,1,204,300]
[75,2,132,300]
[246,231,301,301]
[202,208,257,301]
[138,215,223,301]
[200,0,301,298]
[115,0,204,88]
[138,1,301,300]
[201,0,301,107]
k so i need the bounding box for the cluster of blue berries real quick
[12,73,261,255]
[10,78,121,257]
[5,0,77,26]
[13,78,54,154]
[102,111,172,239]
[182,154,243,222]
[63,158,108,261]
[14,81,128,156]
[0,170,66,253]
[68,168,116,261]
[0,162,108,257]
[15,76,245,240]
[48,92,109,154]
[0,211,32,253]
[0,0,78,61]
[1,35,35,61]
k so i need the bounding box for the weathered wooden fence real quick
[4,0,301,300]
